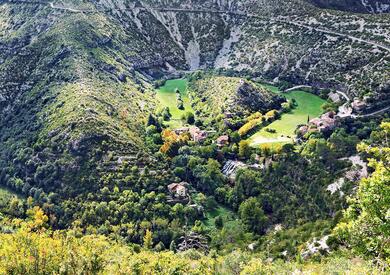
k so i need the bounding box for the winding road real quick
[334,90,350,102]
[284,85,312,92]
[356,106,390,118]
[277,20,390,53]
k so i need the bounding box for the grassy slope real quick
[248,85,326,146]
[156,79,193,128]
[203,205,237,230]
[0,5,159,210]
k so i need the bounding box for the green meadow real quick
[156,79,193,128]
[203,205,237,230]
[248,85,326,146]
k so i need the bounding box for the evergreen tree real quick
[169,240,177,252]
[215,216,224,230]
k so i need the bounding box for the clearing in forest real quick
[156,79,193,128]
[248,85,326,146]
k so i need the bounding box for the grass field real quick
[248,85,326,146]
[203,205,238,231]
[156,79,193,128]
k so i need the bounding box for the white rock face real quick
[361,0,390,13]
[214,26,242,68]
[327,178,345,196]
[327,155,368,197]
[185,40,201,70]
[344,155,368,180]
[301,236,330,259]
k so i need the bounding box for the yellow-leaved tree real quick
[335,122,390,266]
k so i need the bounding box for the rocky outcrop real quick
[307,0,390,13]
[233,81,284,114]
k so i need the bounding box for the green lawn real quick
[203,205,238,231]
[156,79,193,128]
[248,85,326,147]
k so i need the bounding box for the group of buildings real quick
[167,127,231,200]
[298,111,338,136]
[174,126,229,147]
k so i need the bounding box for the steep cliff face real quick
[307,0,390,13]
[89,0,390,99]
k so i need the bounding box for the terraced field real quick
[248,85,326,146]
[156,79,193,128]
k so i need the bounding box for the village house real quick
[216,135,229,147]
[173,126,208,142]
[174,127,190,135]
[297,125,310,137]
[189,126,208,143]
[309,111,337,133]
[351,98,367,112]
[167,182,188,198]
[298,111,337,136]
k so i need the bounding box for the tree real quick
[215,216,224,230]
[265,110,279,121]
[185,112,195,124]
[335,122,390,260]
[169,240,177,252]
[231,132,241,144]
[233,169,261,205]
[239,140,251,159]
[328,129,359,157]
[239,198,268,235]
[154,241,165,252]
[146,114,158,127]
[199,159,225,193]
[143,229,153,249]
[281,143,295,155]
[162,107,172,121]
[26,206,49,231]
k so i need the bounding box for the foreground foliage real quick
[335,122,390,266]
[0,228,383,275]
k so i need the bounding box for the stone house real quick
[189,126,208,142]
[167,182,188,198]
[309,111,337,133]
[299,112,337,136]
[174,127,190,135]
[216,135,229,147]
[351,99,367,112]
[173,126,208,142]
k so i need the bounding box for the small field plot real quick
[156,79,193,128]
[248,86,326,146]
[203,205,238,231]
